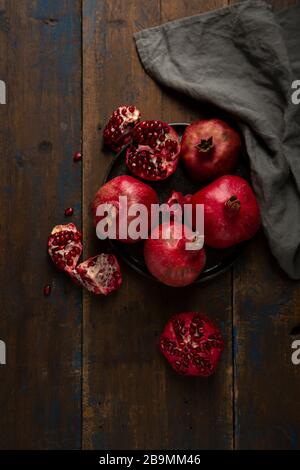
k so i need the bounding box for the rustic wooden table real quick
[0,0,299,450]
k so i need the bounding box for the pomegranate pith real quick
[103,105,141,153]
[48,223,83,274]
[126,120,180,181]
[73,253,122,295]
[160,312,224,376]
[181,119,241,182]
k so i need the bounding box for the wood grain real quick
[82,0,233,450]
[0,0,82,449]
[0,0,299,450]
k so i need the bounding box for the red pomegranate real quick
[103,105,141,153]
[73,253,122,295]
[166,191,193,223]
[92,175,158,243]
[48,223,83,274]
[160,312,224,376]
[181,119,241,182]
[144,221,206,287]
[126,120,180,181]
[167,190,192,209]
[192,175,260,249]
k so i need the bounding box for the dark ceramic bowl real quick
[103,123,249,283]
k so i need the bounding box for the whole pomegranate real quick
[48,223,82,274]
[160,312,224,376]
[192,175,260,249]
[103,105,141,153]
[92,175,158,243]
[73,253,122,295]
[144,221,206,287]
[181,119,241,182]
[126,120,180,181]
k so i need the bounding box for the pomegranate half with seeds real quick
[73,253,122,295]
[126,120,180,181]
[181,119,241,182]
[103,105,141,153]
[160,312,224,376]
[48,223,83,274]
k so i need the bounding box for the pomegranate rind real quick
[181,119,241,182]
[48,223,83,274]
[73,253,122,295]
[160,312,224,376]
[167,191,192,208]
[91,175,159,244]
[144,222,206,287]
[192,175,261,249]
[126,120,181,181]
[103,105,141,153]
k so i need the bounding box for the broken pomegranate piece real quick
[167,191,192,208]
[103,105,141,153]
[48,223,83,274]
[160,312,224,376]
[73,253,122,295]
[126,120,181,181]
[166,190,192,221]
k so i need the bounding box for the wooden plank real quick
[82,0,233,450]
[0,0,82,449]
[229,0,300,450]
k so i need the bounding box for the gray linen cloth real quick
[134,0,300,279]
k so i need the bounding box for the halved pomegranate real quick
[160,312,224,376]
[73,254,122,295]
[181,119,241,182]
[92,175,158,243]
[126,120,180,181]
[103,105,141,153]
[48,223,83,274]
[144,221,206,287]
[192,175,260,248]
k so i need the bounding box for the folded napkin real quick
[134,0,300,279]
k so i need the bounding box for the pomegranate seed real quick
[64,207,74,217]
[73,151,82,162]
[44,284,51,297]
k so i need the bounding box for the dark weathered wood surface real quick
[82,0,233,450]
[0,0,299,450]
[0,0,82,449]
